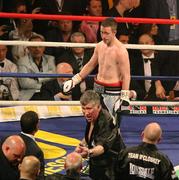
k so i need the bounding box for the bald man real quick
[0,135,26,180]
[65,152,82,173]
[46,152,89,180]
[39,62,81,100]
[19,156,40,180]
[115,122,178,180]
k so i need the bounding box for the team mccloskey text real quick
[128,153,161,179]
[128,153,161,164]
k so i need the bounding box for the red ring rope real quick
[0,12,179,24]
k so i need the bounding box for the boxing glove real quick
[114,90,130,114]
[62,73,82,94]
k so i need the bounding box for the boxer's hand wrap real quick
[114,90,130,114]
[62,73,82,94]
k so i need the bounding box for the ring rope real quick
[0,100,179,107]
[0,13,179,25]
[0,72,179,81]
[1,41,179,51]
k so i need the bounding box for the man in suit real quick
[144,0,179,42]
[19,111,45,180]
[17,34,56,100]
[0,135,26,180]
[32,0,87,15]
[130,33,165,101]
[39,62,81,100]
[58,32,96,90]
[156,39,179,100]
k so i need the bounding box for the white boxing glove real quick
[114,90,130,114]
[62,73,82,94]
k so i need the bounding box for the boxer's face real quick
[100,26,116,46]
[81,102,101,123]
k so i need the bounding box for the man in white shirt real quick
[0,44,19,100]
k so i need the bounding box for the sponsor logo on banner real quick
[130,106,147,114]
[130,106,179,114]
[152,106,179,114]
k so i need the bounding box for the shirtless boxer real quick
[63,18,131,123]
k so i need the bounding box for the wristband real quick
[121,90,130,100]
[72,73,82,86]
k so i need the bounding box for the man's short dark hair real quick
[20,111,39,133]
[101,17,117,31]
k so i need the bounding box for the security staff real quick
[116,122,178,180]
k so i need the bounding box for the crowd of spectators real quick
[0,0,179,101]
[0,1,179,179]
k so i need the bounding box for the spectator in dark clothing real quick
[45,13,74,59]
[106,0,140,42]
[19,111,45,180]
[45,152,91,180]
[0,135,26,180]
[116,122,178,180]
[19,155,41,180]
[130,34,165,101]
[62,152,90,180]
[31,0,87,15]
[138,24,164,45]
[39,62,81,101]
[155,39,179,100]
[58,32,96,91]
[143,0,179,42]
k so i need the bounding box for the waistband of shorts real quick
[94,78,122,87]
[94,79,121,95]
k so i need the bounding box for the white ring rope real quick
[0,100,179,107]
[0,40,179,108]
[0,100,80,106]
[1,40,179,51]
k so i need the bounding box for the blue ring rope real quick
[0,72,179,81]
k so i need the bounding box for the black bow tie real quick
[0,62,4,68]
[143,58,154,63]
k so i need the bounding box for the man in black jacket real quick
[75,90,125,180]
[19,111,45,180]
[39,62,81,100]
[0,135,26,180]
[116,122,178,180]
[130,33,165,101]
